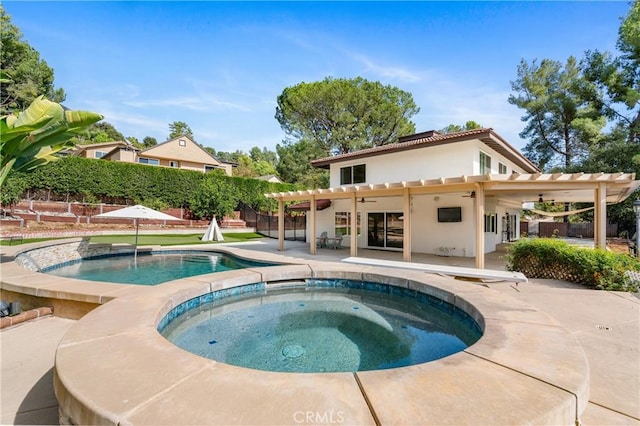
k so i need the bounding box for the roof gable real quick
[140,136,222,165]
[74,141,128,154]
[311,128,539,173]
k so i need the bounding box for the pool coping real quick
[2,240,590,424]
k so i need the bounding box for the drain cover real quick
[282,344,305,358]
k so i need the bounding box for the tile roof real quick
[311,128,539,173]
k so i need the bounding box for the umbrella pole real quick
[134,218,139,262]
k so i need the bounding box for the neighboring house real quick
[73,136,233,176]
[256,175,283,184]
[268,128,639,267]
[73,141,137,160]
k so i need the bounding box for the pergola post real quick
[403,188,412,262]
[350,193,358,257]
[277,199,284,251]
[475,184,485,269]
[309,195,317,255]
[595,183,607,249]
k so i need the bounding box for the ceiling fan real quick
[358,197,377,203]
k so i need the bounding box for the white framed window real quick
[484,213,497,233]
[339,164,366,185]
[499,162,508,174]
[335,212,361,236]
[94,151,107,159]
[179,139,186,147]
[169,161,179,168]
[204,165,218,172]
[479,152,492,174]
[138,157,159,166]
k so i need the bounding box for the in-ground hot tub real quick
[53,260,590,425]
[159,280,482,373]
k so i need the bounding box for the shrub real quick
[7,156,294,211]
[505,238,640,291]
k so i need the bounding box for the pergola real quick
[267,172,640,269]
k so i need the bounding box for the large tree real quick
[0,5,65,114]
[576,2,640,235]
[508,57,604,171]
[71,122,125,144]
[142,136,158,148]
[581,1,640,145]
[276,140,328,188]
[169,121,195,141]
[439,121,483,134]
[275,77,419,156]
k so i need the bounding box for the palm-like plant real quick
[0,94,103,187]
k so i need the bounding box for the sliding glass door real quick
[367,212,403,249]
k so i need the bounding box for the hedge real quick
[505,238,640,291]
[3,156,295,217]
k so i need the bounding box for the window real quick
[179,139,186,147]
[138,157,159,166]
[484,213,497,233]
[204,165,218,173]
[339,164,366,185]
[94,151,107,159]
[499,162,508,174]
[479,152,492,174]
[169,161,179,168]
[335,212,361,236]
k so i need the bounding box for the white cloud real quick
[124,96,251,112]
[351,53,422,83]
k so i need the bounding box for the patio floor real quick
[1,237,638,425]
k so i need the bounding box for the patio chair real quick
[328,231,343,249]
[316,231,328,248]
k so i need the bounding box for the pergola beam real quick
[267,172,638,256]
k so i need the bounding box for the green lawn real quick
[0,233,264,246]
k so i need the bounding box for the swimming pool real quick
[41,251,276,285]
[160,280,482,373]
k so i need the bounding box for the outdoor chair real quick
[316,231,328,248]
[327,231,343,249]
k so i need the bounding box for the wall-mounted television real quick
[438,207,462,223]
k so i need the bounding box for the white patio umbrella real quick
[202,216,224,242]
[94,204,181,259]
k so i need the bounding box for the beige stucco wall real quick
[328,139,530,188]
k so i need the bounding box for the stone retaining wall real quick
[15,240,134,271]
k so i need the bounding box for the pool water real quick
[43,252,273,285]
[160,282,482,373]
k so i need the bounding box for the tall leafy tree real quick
[249,146,278,167]
[71,122,125,144]
[0,5,65,114]
[276,77,419,156]
[581,1,640,145]
[439,121,483,134]
[509,57,604,171]
[142,136,158,147]
[276,140,328,188]
[576,2,640,235]
[169,121,195,141]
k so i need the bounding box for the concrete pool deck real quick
[1,238,639,425]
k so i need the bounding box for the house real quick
[73,141,138,160]
[73,136,234,176]
[267,128,639,268]
[256,175,283,184]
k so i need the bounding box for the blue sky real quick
[4,1,630,153]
